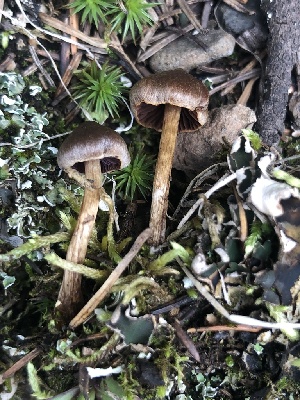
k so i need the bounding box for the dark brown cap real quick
[57,122,130,173]
[129,69,209,132]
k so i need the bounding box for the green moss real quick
[268,376,300,398]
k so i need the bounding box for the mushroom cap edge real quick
[57,121,131,171]
[129,69,209,132]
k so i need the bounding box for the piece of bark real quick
[256,0,300,146]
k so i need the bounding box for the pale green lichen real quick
[0,72,74,238]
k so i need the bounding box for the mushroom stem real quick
[56,159,102,321]
[149,103,181,245]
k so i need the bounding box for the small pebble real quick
[150,28,236,72]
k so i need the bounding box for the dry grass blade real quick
[38,12,107,51]
[22,59,49,77]
[28,42,55,86]
[54,51,83,99]
[138,24,194,62]
[221,58,258,95]
[209,68,261,95]
[109,33,143,78]
[139,24,160,52]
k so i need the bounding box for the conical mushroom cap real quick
[57,122,130,172]
[130,69,209,132]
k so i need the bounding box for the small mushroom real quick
[56,121,130,322]
[130,69,209,245]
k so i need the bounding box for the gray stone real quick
[150,28,236,73]
[173,105,256,176]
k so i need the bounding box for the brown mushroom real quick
[56,121,130,322]
[130,69,209,245]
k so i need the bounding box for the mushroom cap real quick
[57,122,130,173]
[129,69,209,132]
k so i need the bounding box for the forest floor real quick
[1,1,300,399]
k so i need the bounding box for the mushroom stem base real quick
[56,159,102,322]
[149,103,181,245]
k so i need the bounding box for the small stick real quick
[68,0,79,55]
[69,228,153,329]
[28,40,55,86]
[36,49,60,60]
[177,0,205,33]
[55,52,82,99]
[222,0,254,14]
[201,0,213,28]
[233,185,248,242]
[209,68,260,95]
[177,172,237,230]
[221,58,257,96]
[0,53,16,72]
[237,77,259,106]
[161,1,175,26]
[187,325,262,333]
[60,15,71,77]
[173,319,200,362]
[109,33,142,78]
[183,265,300,330]
[0,347,42,384]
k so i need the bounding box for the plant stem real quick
[56,159,102,323]
[149,103,181,245]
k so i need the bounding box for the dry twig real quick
[177,0,205,33]
[237,76,259,106]
[0,348,42,384]
[187,325,262,333]
[210,68,261,95]
[69,228,153,329]
[38,12,107,52]
[222,0,254,14]
[54,52,83,100]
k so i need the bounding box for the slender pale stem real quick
[149,103,181,245]
[56,159,102,322]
